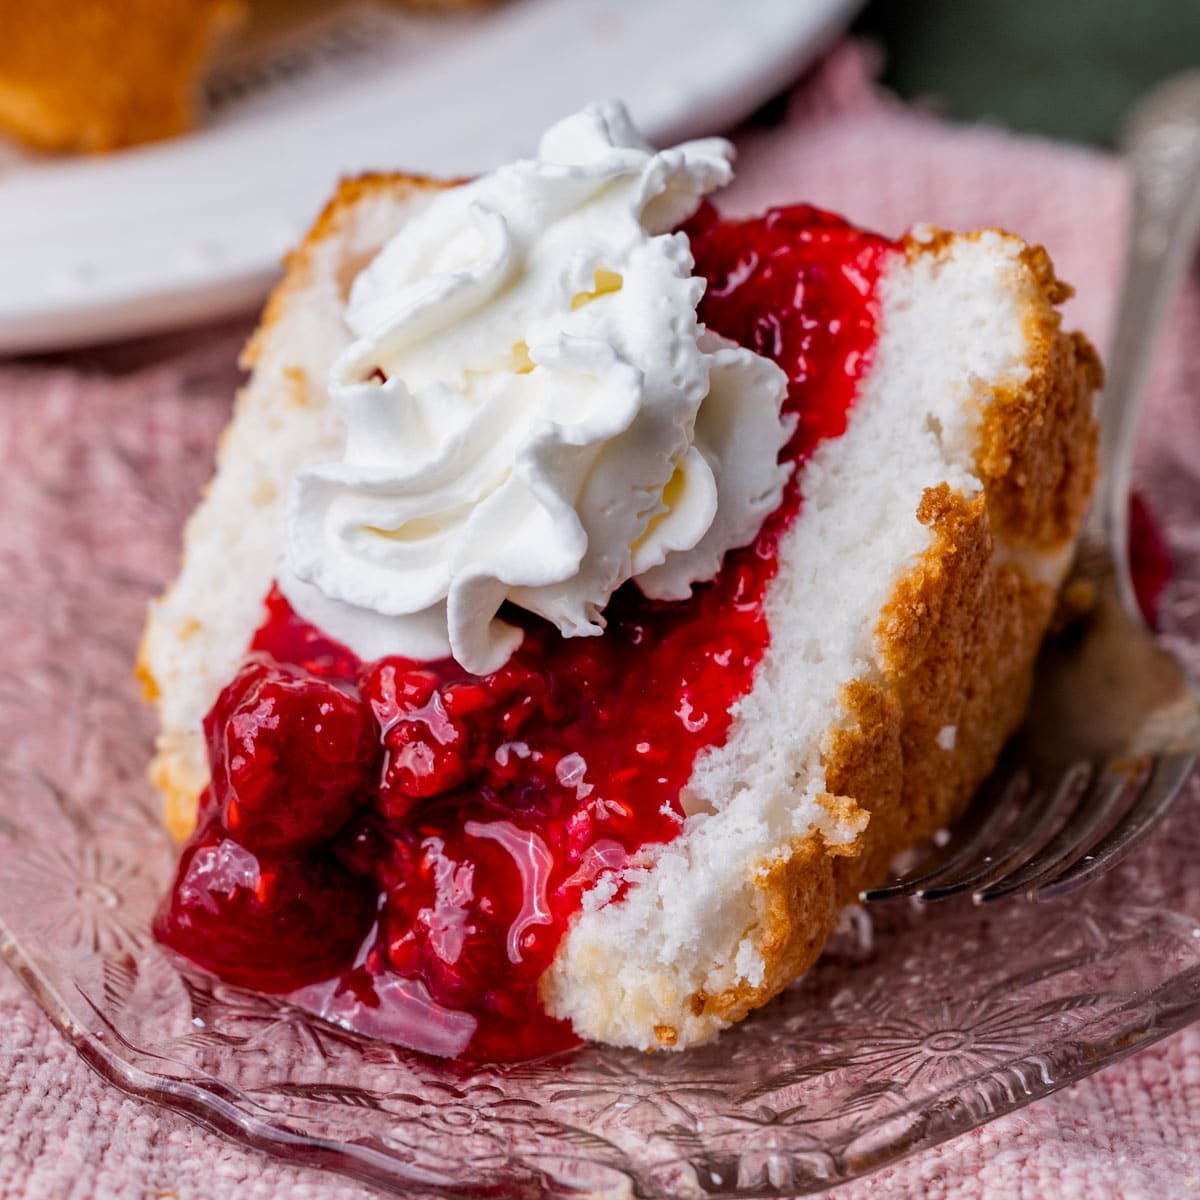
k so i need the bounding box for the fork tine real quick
[974,758,1150,903]
[1032,751,1197,900]
[917,763,1089,901]
[858,766,1026,902]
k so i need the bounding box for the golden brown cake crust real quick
[680,239,1100,1040]
[0,0,243,152]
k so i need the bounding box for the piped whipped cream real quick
[281,102,792,674]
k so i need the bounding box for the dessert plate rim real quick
[5,803,1199,1199]
[0,0,862,356]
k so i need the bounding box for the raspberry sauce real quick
[155,205,897,1061]
[1129,492,1172,629]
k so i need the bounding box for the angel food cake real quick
[139,103,1100,1059]
[0,0,492,152]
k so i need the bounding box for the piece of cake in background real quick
[0,0,496,153]
[0,0,243,152]
[138,104,1099,1058]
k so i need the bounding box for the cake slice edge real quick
[540,227,1099,1049]
[138,173,450,841]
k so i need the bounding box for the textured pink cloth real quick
[3,43,1199,1200]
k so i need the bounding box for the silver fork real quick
[864,72,1200,906]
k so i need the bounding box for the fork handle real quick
[1095,72,1200,617]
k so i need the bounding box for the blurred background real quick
[856,0,1200,144]
[0,0,1197,355]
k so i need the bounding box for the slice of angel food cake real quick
[139,102,1099,1060]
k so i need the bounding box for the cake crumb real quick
[936,724,957,751]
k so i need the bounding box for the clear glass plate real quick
[2,373,1199,1199]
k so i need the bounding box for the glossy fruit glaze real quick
[155,204,898,1061]
[1130,492,1173,629]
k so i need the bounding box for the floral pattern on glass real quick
[0,349,1198,1197]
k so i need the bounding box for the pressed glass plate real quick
[2,372,1199,1199]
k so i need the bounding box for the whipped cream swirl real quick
[282,102,793,674]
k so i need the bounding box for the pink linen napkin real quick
[2,42,1199,1200]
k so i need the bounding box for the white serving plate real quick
[0,0,860,355]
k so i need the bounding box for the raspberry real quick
[361,659,440,731]
[154,826,375,992]
[204,654,378,853]
[378,696,473,815]
[485,659,556,734]
[380,817,532,1012]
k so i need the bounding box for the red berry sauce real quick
[155,205,898,1061]
[1129,492,1173,629]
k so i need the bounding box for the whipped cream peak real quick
[282,102,792,674]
